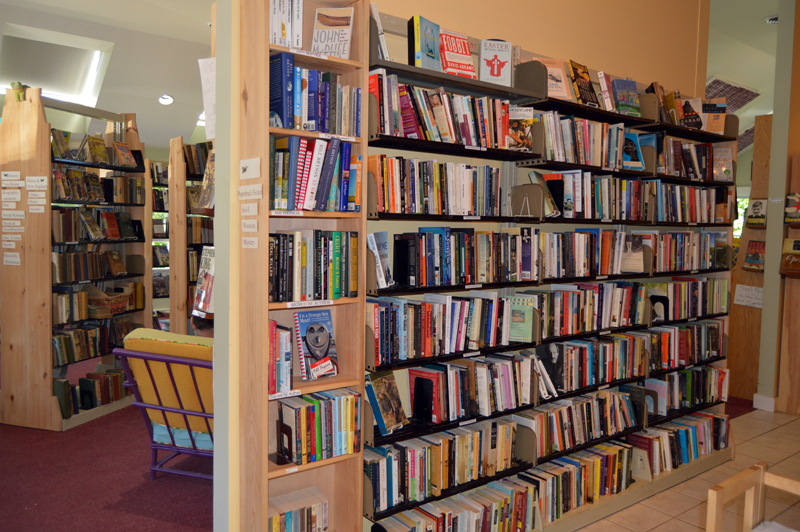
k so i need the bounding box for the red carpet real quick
[0,406,212,531]
[726,396,756,419]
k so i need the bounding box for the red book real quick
[268,320,277,394]
[296,141,315,210]
[292,138,309,207]
[678,329,688,366]
[408,367,443,423]
[100,212,121,239]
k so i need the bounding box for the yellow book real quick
[300,404,308,465]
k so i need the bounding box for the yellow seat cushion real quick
[123,328,213,434]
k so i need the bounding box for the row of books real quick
[370,72,534,153]
[153,218,168,239]
[270,52,362,136]
[51,315,138,367]
[51,130,139,167]
[268,0,302,48]
[51,248,130,283]
[626,413,730,477]
[268,320,293,396]
[368,155,504,217]
[267,486,329,532]
[187,217,214,244]
[646,366,729,414]
[152,188,169,211]
[54,169,146,205]
[150,161,168,185]
[535,113,637,169]
[648,319,726,371]
[643,277,729,322]
[364,417,519,511]
[651,181,734,224]
[269,136,363,212]
[276,387,362,465]
[53,281,144,324]
[52,208,140,243]
[53,368,131,419]
[656,135,734,182]
[645,230,728,272]
[153,270,169,298]
[152,244,170,267]
[269,230,359,303]
[184,141,214,177]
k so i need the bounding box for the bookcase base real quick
[61,395,134,431]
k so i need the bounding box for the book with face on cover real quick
[294,309,339,380]
[745,198,767,226]
[507,107,535,152]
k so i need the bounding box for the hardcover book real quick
[269,52,294,129]
[610,79,641,116]
[104,250,127,276]
[77,211,105,241]
[112,142,137,167]
[712,145,734,182]
[622,133,645,171]
[197,151,215,210]
[745,198,766,226]
[51,129,72,159]
[786,193,800,224]
[743,240,765,272]
[192,246,215,318]
[294,309,339,380]
[439,28,476,79]
[536,58,571,100]
[567,60,599,107]
[365,371,409,436]
[100,212,122,239]
[480,40,512,87]
[367,231,392,288]
[152,270,170,297]
[620,234,645,273]
[407,15,441,71]
[311,7,354,59]
[116,212,137,240]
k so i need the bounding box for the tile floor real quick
[576,409,800,531]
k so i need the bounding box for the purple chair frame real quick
[115,347,213,481]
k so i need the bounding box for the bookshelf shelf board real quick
[52,157,146,174]
[651,173,735,187]
[52,201,146,207]
[528,98,656,128]
[648,356,727,378]
[368,134,541,162]
[369,279,543,297]
[369,59,542,104]
[635,122,737,143]
[53,345,122,368]
[187,213,214,219]
[268,451,359,480]
[270,44,365,71]
[53,308,143,328]
[268,297,361,310]
[269,374,361,401]
[648,400,726,426]
[367,460,533,521]
[368,213,731,228]
[53,272,144,286]
[52,238,146,245]
[187,242,212,248]
[61,395,134,431]
[268,210,362,219]
[187,173,204,181]
[153,210,169,214]
[153,296,170,300]
[518,159,655,179]
[269,127,363,144]
[538,425,644,466]
[542,268,730,285]
[654,312,728,327]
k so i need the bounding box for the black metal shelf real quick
[635,123,737,143]
[519,159,653,179]
[53,272,144,287]
[527,97,655,128]
[538,425,644,465]
[369,134,540,162]
[153,210,169,214]
[53,157,146,174]
[648,400,726,426]
[52,200,146,207]
[650,173,735,187]
[368,212,732,228]
[369,279,541,297]
[52,238,145,245]
[366,460,532,521]
[649,356,727,378]
[52,345,123,369]
[187,242,213,248]
[53,308,143,328]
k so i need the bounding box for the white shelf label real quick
[285,466,299,474]
[2,235,21,241]
[3,252,20,266]
[686,365,695,369]
[463,351,480,358]
[238,183,262,200]
[242,219,258,232]
[239,157,261,180]
[2,181,24,188]
[2,210,24,219]
[688,317,697,322]
[598,384,610,390]
[463,216,481,220]
[25,176,47,191]
[318,133,356,142]
[459,419,477,427]
[1,171,20,180]
[596,275,608,280]
[600,330,611,335]
[689,222,698,226]
[465,284,482,289]
[691,270,699,274]
[286,299,333,309]
[601,219,613,223]
[290,48,327,60]
[270,210,303,216]
[2,190,20,201]
[2,227,24,233]
[269,389,301,400]
[465,145,482,151]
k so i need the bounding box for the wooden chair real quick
[707,461,800,531]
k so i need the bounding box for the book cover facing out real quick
[480,40,512,87]
[295,309,339,379]
[622,133,645,170]
[439,28,476,79]
[611,79,641,116]
[567,60,599,107]
[744,240,765,271]
[408,16,441,71]
[192,246,215,318]
[311,7,354,59]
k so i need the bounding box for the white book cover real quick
[479,40,512,87]
[291,0,303,49]
[311,7,354,59]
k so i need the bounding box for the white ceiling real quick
[0,0,213,151]
[707,0,779,138]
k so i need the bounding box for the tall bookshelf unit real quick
[0,89,153,431]
[151,157,170,317]
[362,14,737,532]
[237,0,369,529]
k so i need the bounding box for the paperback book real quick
[293,309,339,380]
[743,240,765,272]
[610,79,641,116]
[439,28,476,79]
[192,246,215,318]
[479,40,512,87]
[567,60,599,107]
[745,198,766,226]
[622,132,645,171]
[311,7,354,59]
[786,193,800,224]
[537,57,571,100]
[408,15,441,71]
[365,371,409,436]
[507,106,535,151]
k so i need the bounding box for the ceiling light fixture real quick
[199,112,205,120]
[159,94,174,105]
[766,15,779,24]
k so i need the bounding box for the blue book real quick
[622,133,645,171]
[372,446,394,507]
[673,421,700,460]
[338,142,351,212]
[408,16,441,72]
[379,297,408,360]
[268,52,294,129]
[307,70,320,132]
[419,227,451,285]
[677,427,690,464]
[287,136,300,210]
[293,66,302,129]
[294,308,338,379]
[611,79,641,116]
[314,138,342,211]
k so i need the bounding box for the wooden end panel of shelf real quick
[169,137,189,334]
[0,88,62,432]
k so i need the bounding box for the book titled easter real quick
[311,7,354,59]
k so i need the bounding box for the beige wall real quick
[374,0,711,98]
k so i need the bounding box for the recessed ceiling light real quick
[159,94,174,105]
[766,15,779,24]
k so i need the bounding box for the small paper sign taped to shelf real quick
[290,48,327,60]
[25,176,47,191]
[734,284,763,309]
[1,241,14,249]
[2,234,22,240]
[270,210,303,216]
[242,219,258,232]
[2,227,24,232]
[285,467,298,474]
[238,183,262,200]
[28,191,45,199]
[465,284,482,289]
[287,299,333,309]
[1,171,20,180]
[241,203,258,217]
[2,210,24,219]
[318,133,356,143]
[239,157,260,180]
[2,220,20,226]
[2,190,20,201]
[459,419,476,426]
[29,206,45,213]
[2,181,24,188]
[27,198,45,205]
[464,216,481,220]
[242,237,258,249]
[268,389,301,400]
[1,202,15,209]
[3,252,20,266]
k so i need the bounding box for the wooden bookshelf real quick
[168,136,189,334]
[0,89,152,431]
